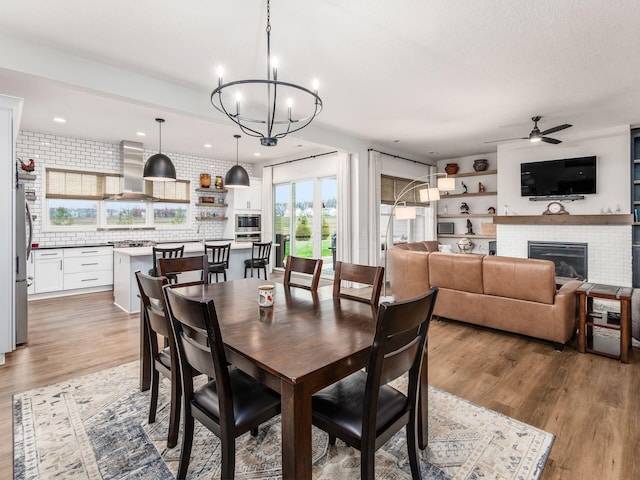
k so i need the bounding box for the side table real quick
[577,283,632,363]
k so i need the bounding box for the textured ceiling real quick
[0,0,639,163]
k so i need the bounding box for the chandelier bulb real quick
[271,57,278,70]
[217,65,224,79]
[287,98,293,108]
[312,79,319,92]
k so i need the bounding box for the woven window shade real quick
[146,179,190,203]
[380,174,429,206]
[46,169,121,200]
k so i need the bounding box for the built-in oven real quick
[236,214,261,232]
[235,232,262,243]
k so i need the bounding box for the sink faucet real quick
[197,224,205,244]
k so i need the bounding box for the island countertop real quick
[113,241,253,257]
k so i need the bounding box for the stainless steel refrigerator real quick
[15,183,33,345]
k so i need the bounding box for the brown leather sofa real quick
[388,243,583,344]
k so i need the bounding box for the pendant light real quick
[224,134,250,188]
[143,118,176,181]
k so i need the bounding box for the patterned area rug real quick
[14,362,554,479]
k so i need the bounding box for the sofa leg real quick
[553,342,564,352]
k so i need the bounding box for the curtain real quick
[368,150,381,266]
[426,165,438,240]
[336,152,352,264]
[261,166,274,270]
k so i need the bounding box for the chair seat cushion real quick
[157,346,171,369]
[148,267,157,277]
[192,367,280,432]
[244,259,267,267]
[209,262,226,273]
[311,370,407,440]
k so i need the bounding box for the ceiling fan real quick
[486,116,572,144]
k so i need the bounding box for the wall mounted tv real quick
[520,156,596,197]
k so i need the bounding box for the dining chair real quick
[134,271,182,448]
[163,286,281,480]
[333,261,385,306]
[283,255,323,291]
[204,243,231,283]
[159,255,210,286]
[243,241,272,279]
[149,245,184,282]
[311,288,438,480]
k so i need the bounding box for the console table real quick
[577,283,632,363]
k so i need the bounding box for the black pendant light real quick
[144,118,176,181]
[224,134,250,188]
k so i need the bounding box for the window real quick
[105,201,147,226]
[48,199,98,227]
[147,179,190,227]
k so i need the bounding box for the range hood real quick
[108,140,158,201]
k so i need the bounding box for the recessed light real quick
[393,139,401,143]
[53,117,66,123]
[254,152,261,157]
[429,151,439,155]
[204,144,212,148]
[136,131,146,137]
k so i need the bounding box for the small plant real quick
[51,207,74,225]
[295,216,311,240]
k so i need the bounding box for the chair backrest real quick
[204,243,231,267]
[252,242,272,263]
[151,245,184,274]
[163,286,232,411]
[333,261,384,306]
[135,271,172,359]
[362,288,438,443]
[159,255,210,285]
[284,255,323,291]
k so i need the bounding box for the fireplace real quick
[528,241,588,281]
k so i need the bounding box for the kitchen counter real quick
[113,241,264,314]
[33,243,113,250]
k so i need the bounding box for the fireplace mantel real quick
[494,214,632,226]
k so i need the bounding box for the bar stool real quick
[205,243,231,282]
[244,242,272,279]
[149,245,184,283]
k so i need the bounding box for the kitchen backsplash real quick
[16,130,253,247]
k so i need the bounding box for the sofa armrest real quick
[553,279,584,342]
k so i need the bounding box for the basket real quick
[481,222,496,236]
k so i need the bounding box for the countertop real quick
[32,243,113,250]
[113,241,253,257]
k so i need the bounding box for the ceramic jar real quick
[200,173,211,188]
[473,159,489,172]
[445,163,459,175]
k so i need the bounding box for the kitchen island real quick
[113,241,258,313]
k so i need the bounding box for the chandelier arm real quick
[273,99,322,139]
[211,90,267,138]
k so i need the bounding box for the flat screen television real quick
[520,156,596,197]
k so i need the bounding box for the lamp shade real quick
[419,187,440,202]
[395,206,416,220]
[224,164,250,188]
[143,153,176,181]
[437,177,456,191]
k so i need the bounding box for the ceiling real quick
[1,0,639,163]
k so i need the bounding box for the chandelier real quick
[211,0,323,147]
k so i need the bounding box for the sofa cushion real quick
[428,252,484,294]
[388,247,430,302]
[483,256,556,305]
[405,242,428,251]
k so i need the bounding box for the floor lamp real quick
[382,173,456,298]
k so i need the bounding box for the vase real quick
[445,163,459,175]
[200,173,211,188]
[473,159,489,172]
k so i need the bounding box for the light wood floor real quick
[1,285,638,479]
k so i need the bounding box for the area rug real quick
[14,362,554,479]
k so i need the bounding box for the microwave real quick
[236,214,261,232]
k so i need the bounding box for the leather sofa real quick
[387,243,583,344]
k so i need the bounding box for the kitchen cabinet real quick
[63,246,113,290]
[34,249,64,293]
[233,177,262,211]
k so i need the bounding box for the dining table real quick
[139,277,429,479]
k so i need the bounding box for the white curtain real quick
[336,152,352,264]
[368,150,382,266]
[261,166,274,270]
[426,165,438,241]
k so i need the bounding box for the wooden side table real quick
[577,283,632,363]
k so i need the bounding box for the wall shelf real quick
[196,202,228,207]
[18,172,36,181]
[196,216,228,221]
[494,214,632,226]
[438,213,496,218]
[440,191,497,199]
[447,169,497,178]
[196,187,227,193]
[437,234,496,239]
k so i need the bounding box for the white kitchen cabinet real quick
[34,249,64,293]
[63,246,113,291]
[233,177,262,211]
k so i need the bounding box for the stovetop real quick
[111,240,157,248]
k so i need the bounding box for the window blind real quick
[146,180,190,203]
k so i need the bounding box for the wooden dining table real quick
[139,277,429,479]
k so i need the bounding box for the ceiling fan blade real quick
[484,137,528,144]
[541,137,561,144]
[540,124,572,136]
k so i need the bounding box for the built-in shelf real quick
[196,203,228,207]
[437,234,496,239]
[196,187,228,193]
[494,214,633,226]
[438,213,496,218]
[447,169,497,178]
[18,172,36,181]
[440,191,497,199]
[196,216,228,221]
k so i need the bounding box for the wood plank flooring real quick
[1,284,638,479]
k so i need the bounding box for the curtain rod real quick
[265,150,338,168]
[368,148,434,167]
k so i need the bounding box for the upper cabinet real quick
[233,177,262,211]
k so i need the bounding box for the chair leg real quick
[263,266,268,280]
[328,435,337,445]
[223,270,227,281]
[177,408,195,480]
[251,426,258,436]
[406,422,421,480]
[167,370,181,448]
[149,368,159,423]
[220,438,236,480]
[361,448,375,480]
[244,266,248,278]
